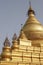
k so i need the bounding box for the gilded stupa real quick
[23,5,43,40]
[22,3,43,47]
[0,1,43,65]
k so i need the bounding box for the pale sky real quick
[0,0,43,53]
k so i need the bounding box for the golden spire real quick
[12,33,18,50]
[12,33,17,41]
[1,37,11,61]
[28,0,35,16]
[19,30,27,40]
[4,37,10,46]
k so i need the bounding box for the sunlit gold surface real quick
[22,8,43,40]
[1,37,11,61]
[19,30,27,40]
[0,3,43,65]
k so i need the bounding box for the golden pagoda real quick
[0,1,43,65]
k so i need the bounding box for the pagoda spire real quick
[4,37,10,46]
[29,0,31,8]
[1,37,11,61]
[11,33,18,50]
[28,0,35,16]
[12,33,17,41]
[19,30,27,40]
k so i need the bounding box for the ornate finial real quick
[4,37,10,46]
[12,33,17,40]
[2,37,11,61]
[27,0,35,16]
[29,0,31,8]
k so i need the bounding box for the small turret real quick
[19,30,27,40]
[1,37,11,61]
[11,33,18,50]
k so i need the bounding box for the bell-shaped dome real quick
[22,5,43,40]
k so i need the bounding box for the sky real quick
[0,0,43,53]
